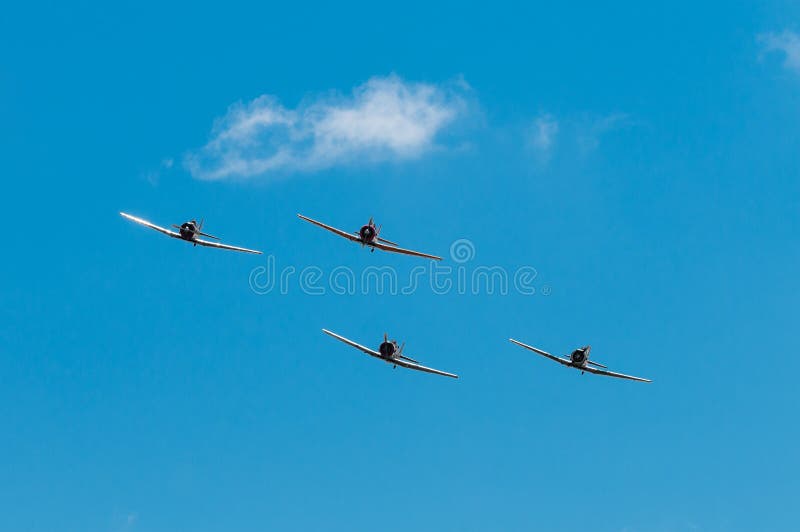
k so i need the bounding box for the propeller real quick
[366,218,398,246]
[384,332,388,342]
[172,220,220,240]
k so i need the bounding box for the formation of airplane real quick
[120,212,262,255]
[297,213,442,260]
[121,209,652,383]
[508,338,652,383]
[322,329,458,379]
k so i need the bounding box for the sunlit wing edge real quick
[582,365,652,383]
[321,329,382,358]
[393,358,459,379]
[371,241,442,261]
[120,212,181,238]
[194,239,262,254]
[298,214,361,243]
[509,338,572,366]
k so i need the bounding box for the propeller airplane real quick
[120,212,262,255]
[298,214,442,260]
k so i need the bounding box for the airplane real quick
[120,212,262,254]
[322,329,458,379]
[508,338,652,383]
[297,214,442,260]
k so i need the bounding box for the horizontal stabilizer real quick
[377,236,399,247]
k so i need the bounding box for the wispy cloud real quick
[141,158,174,186]
[526,114,559,161]
[758,30,800,73]
[186,75,471,180]
[526,112,632,164]
[576,112,631,154]
[110,511,138,532]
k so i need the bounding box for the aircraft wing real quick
[581,364,652,383]
[370,240,443,261]
[322,329,382,359]
[392,357,458,379]
[298,214,361,243]
[509,338,572,366]
[193,238,262,255]
[120,212,181,239]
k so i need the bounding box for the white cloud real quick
[527,114,559,159]
[186,75,470,180]
[758,30,800,73]
[576,112,631,153]
[526,112,631,164]
[141,158,175,186]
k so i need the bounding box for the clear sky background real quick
[1,1,799,531]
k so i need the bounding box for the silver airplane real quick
[298,214,442,260]
[120,212,262,254]
[509,339,652,383]
[322,329,458,379]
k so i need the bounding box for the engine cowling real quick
[359,225,377,242]
[570,349,587,365]
[179,221,197,239]
[379,341,395,358]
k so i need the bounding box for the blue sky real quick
[1,1,799,531]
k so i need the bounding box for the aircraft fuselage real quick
[178,221,199,241]
[379,340,399,360]
[569,346,591,367]
[359,223,378,244]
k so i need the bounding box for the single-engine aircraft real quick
[508,338,652,383]
[322,329,458,379]
[120,212,262,254]
[297,214,442,260]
